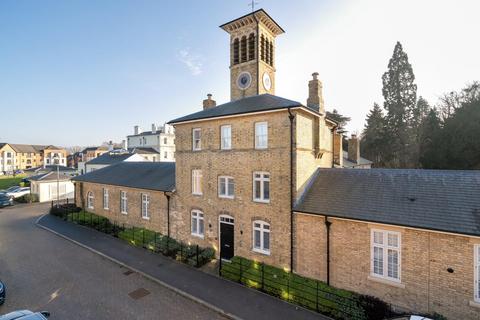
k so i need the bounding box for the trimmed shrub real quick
[221,256,379,320]
[16,193,39,203]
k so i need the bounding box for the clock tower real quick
[220,9,284,101]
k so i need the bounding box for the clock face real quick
[262,72,272,91]
[236,72,252,90]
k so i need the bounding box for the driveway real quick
[0,203,226,320]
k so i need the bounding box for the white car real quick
[7,187,30,199]
[0,310,50,320]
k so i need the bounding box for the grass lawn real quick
[0,175,25,190]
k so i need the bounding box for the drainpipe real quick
[164,192,171,237]
[288,108,295,272]
[331,125,337,168]
[325,216,332,285]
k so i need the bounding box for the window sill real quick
[191,233,204,239]
[253,199,270,204]
[192,193,203,197]
[469,300,480,309]
[142,217,150,221]
[121,212,128,215]
[219,195,234,200]
[367,275,405,288]
[253,248,271,256]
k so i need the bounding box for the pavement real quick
[0,203,226,320]
[36,206,330,320]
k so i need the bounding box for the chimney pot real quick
[312,72,319,80]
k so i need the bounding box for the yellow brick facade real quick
[75,181,172,235]
[294,213,480,320]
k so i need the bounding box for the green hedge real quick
[221,257,366,320]
[63,210,215,268]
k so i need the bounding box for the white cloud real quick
[178,48,203,76]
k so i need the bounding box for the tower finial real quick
[248,0,259,12]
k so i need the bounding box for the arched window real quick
[87,191,94,209]
[233,38,239,65]
[252,220,270,254]
[269,41,274,66]
[240,36,247,63]
[265,39,270,65]
[248,33,255,61]
[260,34,265,61]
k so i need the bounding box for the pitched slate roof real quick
[168,94,303,124]
[72,162,175,192]
[129,147,160,154]
[28,171,72,182]
[294,168,480,237]
[86,152,134,165]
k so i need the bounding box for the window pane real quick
[373,231,383,245]
[192,217,197,233]
[373,247,383,275]
[254,230,261,248]
[263,231,270,250]
[199,219,204,235]
[220,179,226,195]
[255,181,261,199]
[263,181,270,200]
[388,233,398,247]
[228,179,234,196]
[388,249,398,279]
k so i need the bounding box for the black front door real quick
[220,222,234,260]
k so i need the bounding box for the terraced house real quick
[73,9,480,319]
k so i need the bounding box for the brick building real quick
[71,9,480,319]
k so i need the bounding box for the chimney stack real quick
[348,134,360,164]
[203,94,216,110]
[122,140,126,150]
[134,125,140,135]
[152,123,156,133]
[108,140,114,151]
[307,72,325,114]
[333,132,343,167]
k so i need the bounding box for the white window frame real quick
[141,193,150,220]
[370,229,401,283]
[191,210,204,238]
[87,191,94,209]
[253,171,270,203]
[254,121,268,149]
[218,176,234,199]
[192,128,201,151]
[103,188,109,210]
[475,245,480,302]
[192,169,203,195]
[120,191,128,214]
[220,125,232,150]
[253,220,270,255]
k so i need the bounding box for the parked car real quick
[0,194,13,208]
[0,310,50,320]
[387,316,433,320]
[0,280,5,305]
[7,187,30,199]
[0,186,20,195]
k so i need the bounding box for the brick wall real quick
[294,212,480,320]
[75,182,171,235]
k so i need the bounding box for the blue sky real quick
[1,0,479,147]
